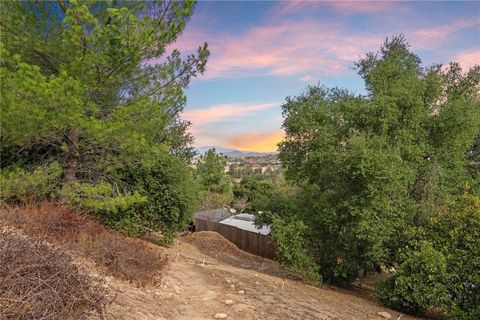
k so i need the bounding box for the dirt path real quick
[104,232,423,320]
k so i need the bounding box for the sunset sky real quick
[175,0,479,152]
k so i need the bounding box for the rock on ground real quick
[378,311,392,319]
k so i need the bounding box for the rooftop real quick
[219,214,271,235]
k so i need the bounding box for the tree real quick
[0,0,209,237]
[376,193,480,318]
[195,149,233,209]
[232,174,293,214]
[278,36,480,284]
[233,176,275,212]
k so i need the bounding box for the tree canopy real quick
[195,149,233,209]
[269,36,479,317]
[1,0,209,239]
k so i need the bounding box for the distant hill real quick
[196,146,277,158]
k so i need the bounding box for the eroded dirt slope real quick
[105,231,423,320]
[0,206,421,320]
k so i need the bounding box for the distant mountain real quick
[196,146,277,158]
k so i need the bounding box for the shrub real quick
[61,181,147,215]
[270,216,319,282]
[375,193,480,319]
[375,242,449,314]
[0,162,62,202]
[115,153,198,242]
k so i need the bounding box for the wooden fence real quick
[195,218,276,260]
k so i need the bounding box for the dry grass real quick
[0,232,108,319]
[0,203,168,286]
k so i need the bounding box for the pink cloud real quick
[323,1,401,14]
[183,102,281,149]
[411,18,479,49]
[455,49,480,70]
[170,19,379,79]
[161,3,477,81]
[183,102,278,126]
[273,0,401,16]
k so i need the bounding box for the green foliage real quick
[61,181,147,215]
[278,36,480,286]
[375,242,448,314]
[270,216,319,282]
[233,176,277,212]
[115,153,198,240]
[0,1,208,238]
[376,193,480,318]
[196,149,231,193]
[0,162,62,202]
[196,149,233,209]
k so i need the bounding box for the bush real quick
[0,162,62,202]
[270,216,319,282]
[116,153,198,242]
[375,193,480,319]
[57,152,197,243]
[61,181,147,215]
[78,229,168,286]
[375,242,449,314]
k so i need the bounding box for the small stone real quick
[226,279,231,283]
[238,290,245,294]
[254,273,258,277]
[213,313,228,319]
[230,284,235,289]
[255,281,260,285]
[377,311,391,319]
[224,299,234,306]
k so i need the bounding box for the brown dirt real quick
[183,231,245,257]
[1,205,425,320]
[102,232,424,320]
[182,231,276,270]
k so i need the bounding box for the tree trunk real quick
[65,130,78,183]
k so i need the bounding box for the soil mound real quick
[183,231,247,258]
[182,231,280,273]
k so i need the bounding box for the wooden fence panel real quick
[194,218,276,259]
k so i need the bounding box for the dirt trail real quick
[104,232,423,320]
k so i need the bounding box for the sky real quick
[173,0,479,152]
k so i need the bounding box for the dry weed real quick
[0,232,108,319]
[0,203,168,286]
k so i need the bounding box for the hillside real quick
[1,204,423,320]
[196,146,277,158]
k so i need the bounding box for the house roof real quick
[219,214,271,235]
